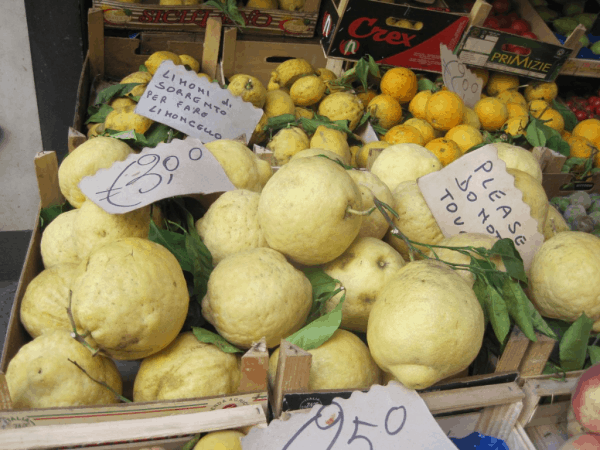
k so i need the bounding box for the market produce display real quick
[6,47,600,429]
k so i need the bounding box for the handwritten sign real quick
[417,145,544,269]
[135,60,263,144]
[440,44,482,109]
[241,382,456,450]
[79,138,236,214]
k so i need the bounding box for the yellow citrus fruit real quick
[227,74,267,108]
[403,118,435,144]
[105,105,154,134]
[380,67,418,103]
[290,75,326,107]
[271,58,314,89]
[528,99,550,116]
[110,97,136,110]
[197,72,212,82]
[506,102,528,119]
[425,138,462,166]
[504,116,529,137]
[144,51,182,75]
[355,141,390,168]
[384,124,425,146]
[567,135,596,159]
[473,97,508,131]
[561,130,572,141]
[462,106,481,129]
[470,67,489,88]
[367,94,403,129]
[537,108,565,133]
[318,92,365,131]
[120,71,153,97]
[263,89,296,118]
[496,89,527,106]
[524,81,558,102]
[194,431,245,450]
[486,72,519,96]
[408,90,432,120]
[445,124,483,154]
[309,125,352,165]
[247,0,278,7]
[316,67,337,82]
[178,54,200,72]
[356,87,378,106]
[573,118,600,147]
[425,91,464,131]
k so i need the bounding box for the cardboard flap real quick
[532,146,567,173]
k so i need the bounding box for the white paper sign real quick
[417,145,544,269]
[79,138,236,214]
[241,383,457,450]
[440,44,482,109]
[135,61,263,144]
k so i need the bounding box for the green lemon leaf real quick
[487,284,511,344]
[502,278,536,341]
[93,83,142,106]
[148,220,194,273]
[589,346,600,365]
[192,327,242,353]
[181,435,202,450]
[86,104,114,124]
[139,64,148,72]
[472,276,490,327]
[367,55,381,78]
[546,134,571,157]
[417,78,436,92]
[39,202,74,230]
[560,313,594,371]
[302,267,341,322]
[264,114,297,134]
[525,119,546,147]
[355,58,369,92]
[490,239,527,283]
[286,292,346,351]
[552,99,577,132]
[184,212,213,300]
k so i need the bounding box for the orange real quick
[496,89,527,106]
[524,81,558,103]
[573,119,600,147]
[567,135,596,159]
[408,90,432,120]
[445,124,483,154]
[424,91,464,131]
[380,67,418,103]
[425,138,462,166]
[536,108,564,133]
[383,124,425,146]
[356,88,378,107]
[403,118,435,144]
[486,73,519,96]
[367,94,403,130]
[473,97,509,131]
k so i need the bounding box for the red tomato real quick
[575,110,589,121]
[484,17,501,29]
[521,31,538,40]
[496,15,512,28]
[588,96,600,108]
[510,19,531,34]
[492,0,511,14]
[595,105,600,117]
[499,27,518,34]
[506,12,520,24]
[566,100,575,108]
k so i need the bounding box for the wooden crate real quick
[0,150,269,433]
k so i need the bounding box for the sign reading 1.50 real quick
[78,138,236,214]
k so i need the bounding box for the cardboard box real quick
[456,0,577,81]
[319,0,470,73]
[93,0,321,38]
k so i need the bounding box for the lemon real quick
[347,169,394,240]
[195,189,268,265]
[227,74,267,108]
[267,126,310,165]
[110,97,136,110]
[6,330,122,409]
[524,81,558,102]
[474,97,509,131]
[120,71,152,97]
[269,329,382,389]
[355,141,390,169]
[178,54,200,72]
[271,58,314,88]
[202,248,312,348]
[367,94,403,129]
[445,124,483,154]
[356,87,378,106]
[133,332,241,401]
[73,200,151,259]
[529,232,600,331]
[425,138,462,166]
[542,205,570,240]
[249,113,269,147]
[295,106,314,120]
[40,209,80,268]
[58,136,135,208]
[470,67,489,88]
[194,431,245,450]
[71,238,189,360]
[290,148,346,165]
[425,91,464,131]
[508,168,548,234]
[105,105,154,134]
[263,89,296,118]
[383,180,444,261]
[367,260,485,389]
[408,90,432,120]
[493,142,543,183]
[318,91,365,131]
[290,75,326,107]
[247,0,278,7]
[536,108,565,133]
[204,139,273,192]
[383,124,425,146]
[486,72,519,96]
[144,51,182,75]
[426,233,505,287]
[379,67,418,103]
[506,102,528,119]
[504,116,529,137]
[496,89,527,106]
[528,99,550,116]
[309,125,351,165]
[87,122,105,139]
[20,264,79,339]
[258,156,363,265]
[403,118,435,144]
[322,237,405,332]
[370,143,442,191]
[462,106,481,129]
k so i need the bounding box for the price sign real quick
[79,138,236,214]
[440,44,482,109]
[241,383,457,450]
[417,145,544,269]
[135,60,263,144]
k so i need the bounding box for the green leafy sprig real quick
[205,0,246,29]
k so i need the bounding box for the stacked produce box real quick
[3,0,600,448]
